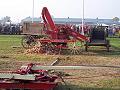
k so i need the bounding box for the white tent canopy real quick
[101,23,109,26]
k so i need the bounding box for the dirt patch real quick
[55,55,120,66]
[0,51,120,88]
[60,68,120,88]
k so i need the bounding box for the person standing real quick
[112,27,116,36]
[108,26,113,37]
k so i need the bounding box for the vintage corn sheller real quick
[22,7,89,55]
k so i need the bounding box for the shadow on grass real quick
[65,44,119,57]
[59,44,120,56]
[87,50,120,56]
[55,84,120,90]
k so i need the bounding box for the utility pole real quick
[81,0,84,35]
[32,0,34,23]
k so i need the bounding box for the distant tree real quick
[1,16,11,25]
[112,17,119,22]
[96,17,99,24]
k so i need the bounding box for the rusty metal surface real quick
[22,22,44,35]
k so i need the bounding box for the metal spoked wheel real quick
[43,43,62,55]
[43,43,54,55]
[21,35,37,49]
[67,41,84,55]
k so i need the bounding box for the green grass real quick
[0,35,22,48]
[0,35,120,60]
[0,35,59,61]
[0,35,119,52]
[108,38,120,50]
[56,81,120,90]
[0,35,120,62]
[0,35,29,61]
[99,78,120,89]
[83,38,120,56]
[0,35,22,55]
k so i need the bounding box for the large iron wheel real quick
[21,35,36,49]
[42,43,62,55]
[67,41,83,55]
[42,43,54,54]
[39,43,62,55]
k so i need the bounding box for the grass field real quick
[0,35,120,90]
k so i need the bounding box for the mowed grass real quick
[0,35,22,55]
[0,35,54,61]
[0,35,120,90]
[0,35,120,55]
[109,38,120,49]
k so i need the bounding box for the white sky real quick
[0,0,119,22]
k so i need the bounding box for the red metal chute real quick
[41,7,89,41]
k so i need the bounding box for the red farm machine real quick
[0,63,103,90]
[21,7,89,54]
[0,63,59,90]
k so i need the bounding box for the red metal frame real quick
[35,7,90,54]
[41,7,89,41]
[41,7,89,45]
[42,7,58,39]
[0,82,57,90]
[42,7,57,31]
[0,63,58,90]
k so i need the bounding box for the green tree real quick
[1,16,11,24]
[112,17,119,22]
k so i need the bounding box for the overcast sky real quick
[0,0,119,22]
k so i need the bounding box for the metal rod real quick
[31,65,110,70]
[29,65,120,70]
[0,73,35,80]
[50,58,60,66]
